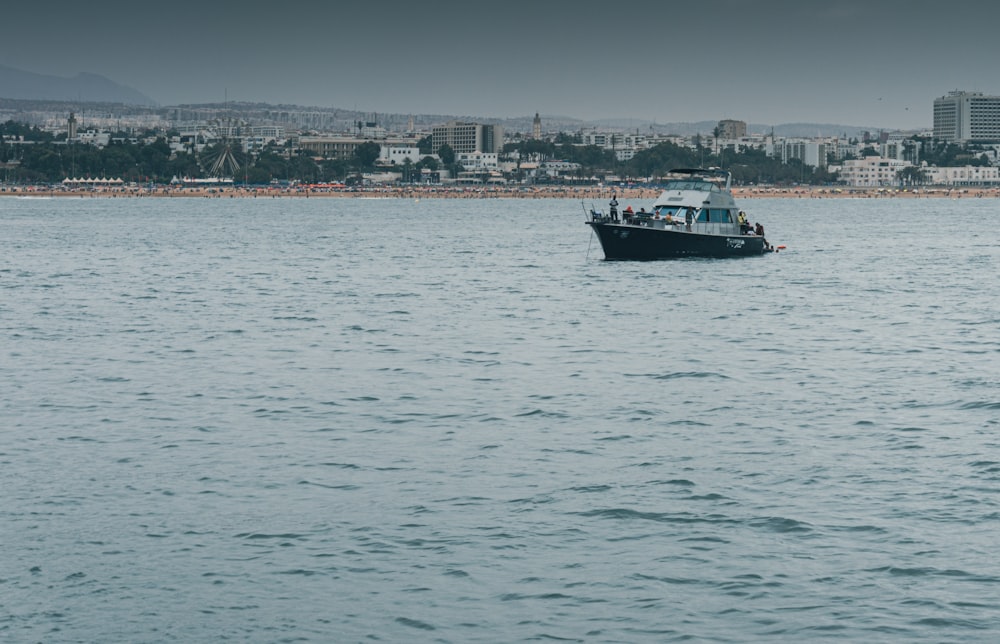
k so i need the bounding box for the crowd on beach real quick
[3,184,999,200]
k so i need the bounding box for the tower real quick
[68,112,78,140]
[532,112,541,140]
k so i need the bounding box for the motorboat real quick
[586,168,772,259]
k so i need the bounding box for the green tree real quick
[290,153,319,183]
[139,139,170,179]
[504,139,554,159]
[897,166,928,186]
[166,152,200,180]
[626,141,695,177]
[554,132,581,145]
[320,158,350,182]
[244,167,272,185]
[352,141,381,169]
[436,143,455,165]
[100,142,139,177]
[252,149,290,182]
[559,144,616,172]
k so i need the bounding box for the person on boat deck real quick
[738,210,749,233]
[755,222,769,248]
[623,205,634,221]
[609,195,619,220]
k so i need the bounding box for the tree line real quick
[0,121,400,185]
[504,137,839,185]
[3,119,995,186]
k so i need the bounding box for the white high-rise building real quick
[933,91,1000,142]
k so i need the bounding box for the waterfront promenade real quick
[2,185,999,199]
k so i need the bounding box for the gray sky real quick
[5,0,1000,129]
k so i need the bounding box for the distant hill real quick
[0,65,156,106]
[0,89,900,139]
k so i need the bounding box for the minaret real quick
[532,112,541,140]
[68,112,78,140]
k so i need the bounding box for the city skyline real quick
[4,0,1000,130]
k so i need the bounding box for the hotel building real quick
[430,121,504,154]
[933,91,1000,142]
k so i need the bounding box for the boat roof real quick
[652,166,737,209]
[667,167,729,178]
[665,167,731,189]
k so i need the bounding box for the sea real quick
[2,194,1000,643]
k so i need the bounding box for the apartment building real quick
[430,121,504,154]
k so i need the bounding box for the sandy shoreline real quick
[3,185,999,200]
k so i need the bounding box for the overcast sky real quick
[5,0,1000,130]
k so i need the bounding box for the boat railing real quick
[591,212,741,236]
[622,214,677,228]
[588,209,614,223]
[620,216,739,236]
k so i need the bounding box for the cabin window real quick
[694,209,734,223]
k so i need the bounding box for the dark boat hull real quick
[587,222,769,260]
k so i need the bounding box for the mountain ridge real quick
[0,65,156,106]
[0,67,915,138]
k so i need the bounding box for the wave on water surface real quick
[3,197,1000,641]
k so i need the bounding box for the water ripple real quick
[5,197,1000,642]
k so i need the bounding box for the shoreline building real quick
[431,121,504,154]
[834,157,911,187]
[933,91,1000,142]
[298,135,417,160]
[924,165,1000,186]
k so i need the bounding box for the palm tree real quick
[897,166,927,187]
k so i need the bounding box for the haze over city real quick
[4,0,1000,130]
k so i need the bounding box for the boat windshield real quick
[663,179,720,192]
